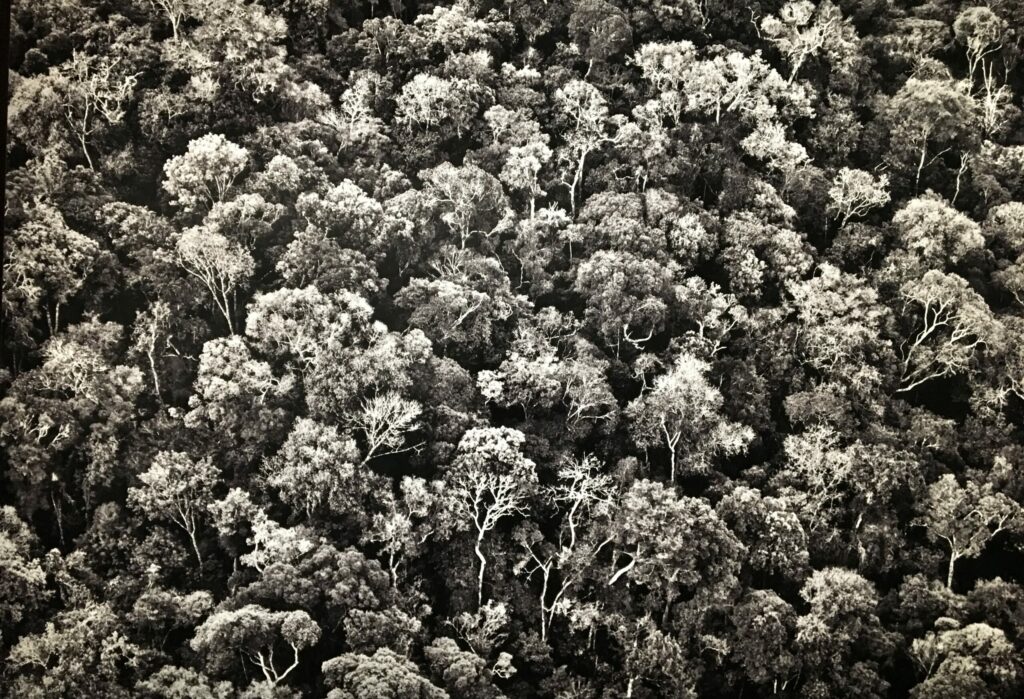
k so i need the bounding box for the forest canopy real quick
[3,0,1024,697]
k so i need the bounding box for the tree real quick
[776,425,853,533]
[227,541,392,636]
[573,250,673,353]
[304,323,432,421]
[322,648,448,699]
[263,418,384,521]
[344,607,423,656]
[99,202,183,300]
[477,325,564,418]
[882,17,949,63]
[318,75,389,157]
[246,287,374,368]
[514,454,616,641]
[363,476,450,587]
[191,605,321,686]
[716,487,809,582]
[447,599,510,658]
[607,480,745,626]
[162,134,249,216]
[413,1,499,56]
[136,666,234,699]
[423,637,503,699]
[421,163,509,248]
[673,277,746,356]
[953,7,1007,82]
[395,249,527,362]
[184,336,296,461]
[910,622,1020,698]
[568,0,633,75]
[484,104,545,150]
[349,392,423,464]
[786,264,892,391]
[3,205,101,336]
[1000,317,1024,399]
[634,41,698,122]
[395,72,490,139]
[886,79,976,190]
[130,587,213,644]
[625,352,752,481]
[0,507,50,641]
[173,0,289,102]
[394,74,453,132]
[607,614,697,699]
[739,120,810,186]
[129,300,173,404]
[128,451,221,568]
[506,207,569,296]
[730,590,800,690]
[500,141,552,219]
[974,60,1015,138]
[965,577,1024,645]
[760,1,850,84]
[898,271,1001,392]
[276,229,385,299]
[564,191,657,259]
[6,602,142,698]
[796,568,894,698]
[58,51,138,170]
[176,226,255,334]
[720,212,813,294]
[986,202,1024,260]
[0,320,143,531]
[295,180,386,254]
[554,80,619,217]
[441,427,538,607]
[143,0,195,42]
[231,515,317,578]
[678,49,812,125]
[892,195,984,271]
[917,474,1022,590]
[827,167,890,227]
[562,344,618,429]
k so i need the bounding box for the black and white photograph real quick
[2,0,1024,696]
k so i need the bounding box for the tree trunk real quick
[539,569,549,643]
[915,139,928,192]
[475,532,487,608]
[662,590,675,627]
[788,56,803,84]
[946,551,958,590]
[147,347,163,405]
[953,154,969,205]
[388,551,399,588]
[609,546,638,585]
[46,303,62,337]
[225,291,237,334]
[51,490,66,547]
[663,423,680,483]
[77,132,95,171]
[187,525,203,570]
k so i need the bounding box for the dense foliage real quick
[3,0,1024,697]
